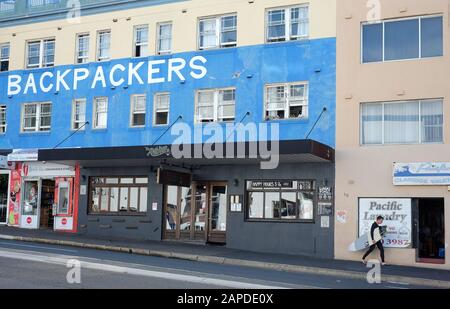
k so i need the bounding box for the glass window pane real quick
[129,188,139,212]
[361,103,383,145]
[165,186,178,231]
[199,19,217,48]
[421,16,443,58]
[91,187,101,213]
[384,102,420,144]
[194,185,207,231]
[119,187,128,211]
[105,178,119,184]
[180,187,191,231]
[100,188,109,211]
[156,112,168,125]
[264,192,280,219]
[23,181,39,215]
[121,178,133,184]
[298,192,314,219]
[139,188,148,212]
[281,192,297,219]
[248,192,264,218]
[135,178,148,184]
[110,188,119,212]
[362,23,383,63]
[385,19,420,61]
[421,100,443,143]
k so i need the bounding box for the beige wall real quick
[336,0,450,269]
[0,0,336,70]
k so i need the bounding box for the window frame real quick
[20,102,52,133]
[264,81,309,121]
[361,14,444,64]
[130,94,147,128]
[88,176,149,215]
[156,21,173,55]
[195,88,236,123]
[153,92,171,127]
[245,179,316,223]
[0,105,6,134]
[93,97,108,129]
[71,98,87,131]
[198,13,237,50]
[265,4,309,43]
[75,33,90,64]
[0,42,10,72]
[96,30,111,62]
[133,25,149,58]
[359,99,445,146]
[25,38,55,69]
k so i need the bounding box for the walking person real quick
[362,216,387,266]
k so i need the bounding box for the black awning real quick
[38,139,334,165]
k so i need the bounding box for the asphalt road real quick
[0,240,429,289]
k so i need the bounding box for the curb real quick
[1,234,449,289]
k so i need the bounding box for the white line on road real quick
[386,281,410,286]
[0,241,78,253]
[0,249,289,289]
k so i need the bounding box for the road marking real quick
[387,281,410,286]
[0,249,290,289]
[385,285,409,290]
[0,241,78,253]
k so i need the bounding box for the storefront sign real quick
[156,168,191,187]
[145,146,171,158]
[7,149,38,162]
[321,216,330,228]
[54,217,74,231]
[20,215,39,229]
[21,162,75,178]
[251,181,294,189]
[393,162,450,186]
[359,198,412,248]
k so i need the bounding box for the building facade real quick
[0,0,337,258]
[336,0,449,269]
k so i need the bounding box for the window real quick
[21,102,52,132]
[76,33,89,64]
[198,14,237,49]
[361,99,443,145]
[97,30,111,61]
[265,82,308,120]
[154,93,170,126]
[246,180,315,221]
[89,177,148,214]
[0,43,9,72]
[266,5,309,43]
[26,39,55,69]
[157,22,172,54]
[72,98,86,130]
[93,97,108,129]
[362,15,443,63]
[131,94,146,127]
[134,25,149,57]
[196,88,235,123]
[0,105,6,133]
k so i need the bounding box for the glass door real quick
[20,179,40,229]
[207,183,227,244]
[0,172,10,224]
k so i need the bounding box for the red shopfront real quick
[7,161,80,232]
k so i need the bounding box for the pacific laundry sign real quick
[6,56,208,96]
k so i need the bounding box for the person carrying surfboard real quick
[362,216,387,266]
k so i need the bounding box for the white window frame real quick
[133,25,149,58]
[198,14,237,50]
[20,102,52,133]
[130,94,147,127]
[195,88,236,123]
[360,99,444,146]
[0,105,6,134]
[264,82,309,121]
[96,30,111,62]
[93,97,108,129]
[265,4,309,43]
[0,43,10,72]
[361,14,444,64]
[26,38,55,69]
[157,22,173,54]
[75,33,90,64]
[72,98,87,131]
[153,93,170,126]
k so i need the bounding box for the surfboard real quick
[348,226,387,252]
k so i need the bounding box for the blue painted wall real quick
[0,38,336,150]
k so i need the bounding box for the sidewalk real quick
[1,226,449,288]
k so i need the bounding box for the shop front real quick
[5,152,79,232]
[0,155,11,225]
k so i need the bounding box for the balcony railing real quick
[0,0,160,21]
